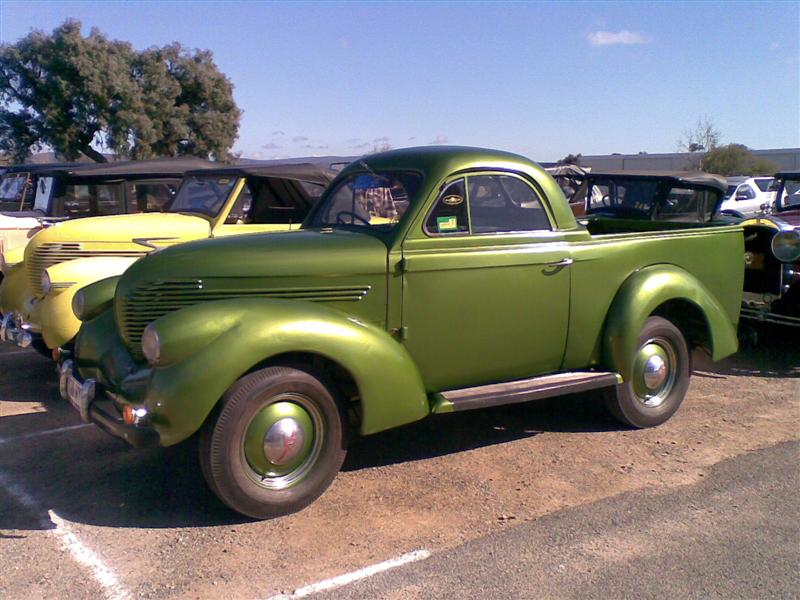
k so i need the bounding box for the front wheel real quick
[604,316,690,428]
[199,365,347,519]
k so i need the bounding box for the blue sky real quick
[1,1,798,161]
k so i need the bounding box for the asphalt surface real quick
[321,441,800,600]
[0,326,798,599]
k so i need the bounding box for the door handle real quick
[547,258,573,268]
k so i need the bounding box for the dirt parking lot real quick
[0,328,798,599]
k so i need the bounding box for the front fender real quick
[144,299,429,445]
[603,264,739,380]
[39,256,140,348]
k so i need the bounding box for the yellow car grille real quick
[118,279,372,359]
[27,243,144,295]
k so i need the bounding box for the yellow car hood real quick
[26,212,212,253]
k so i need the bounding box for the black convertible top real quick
[584,169,727,193]
[2,162,82,174]
[777,171,800,179]
[37,157,216,179]
[184,162,336,185]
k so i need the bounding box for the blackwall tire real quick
[199,365,347,519]
[604,316,690,428]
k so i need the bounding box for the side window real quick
[225,183,254,224]
[655,187,704,222]
[132,181,178,212]
[737,185,756,201]
[93,184,125,215]
[469,174,550,233]
[425,179,468,235]
[62,184,92,218]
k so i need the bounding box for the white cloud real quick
[587,30,647,46]
[429,135,448,145]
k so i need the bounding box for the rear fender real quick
[603,264,738,380]
[145,298,429,445]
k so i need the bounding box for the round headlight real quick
[771,230,800,263]
[72,290,86,321]
[41,271,52,295]
[141,324,161,365]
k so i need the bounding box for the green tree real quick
[701,144,777,176]
[0,20,241,162]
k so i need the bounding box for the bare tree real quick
[677,116,721,153]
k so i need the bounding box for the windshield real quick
[168,176,238,217]
[778,177,800,210]
[724,184,738,200]
[0,173,30,208]
[307,170,422,231]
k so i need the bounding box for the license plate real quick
[66,371,94,422]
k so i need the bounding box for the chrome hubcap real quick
[263,417,307,466]
[643,355,667,390]
[633,338,678,408]
[241,394,323,490]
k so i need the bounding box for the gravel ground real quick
[0,326,797,599]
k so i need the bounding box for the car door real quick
[400,172,571,392]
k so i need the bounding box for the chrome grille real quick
[28,243,144,295]
[119,279,372,358]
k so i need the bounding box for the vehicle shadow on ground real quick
[693,323,800,379]
[344,390,618,472]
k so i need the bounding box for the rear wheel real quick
[199,365,347,519]
[604,316,690,428]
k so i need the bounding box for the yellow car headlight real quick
[41,271,52,295]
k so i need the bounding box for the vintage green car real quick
[63,146,743,519]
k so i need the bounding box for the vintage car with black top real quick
[565,169,727,226]
[63,146,744,519]
[740,170,800,328]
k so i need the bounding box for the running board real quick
[430,371,622,414]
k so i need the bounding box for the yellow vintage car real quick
[0,158,210,280]
[0,162,334,355]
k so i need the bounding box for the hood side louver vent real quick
[118,279,371,358]
[28,243,144,295]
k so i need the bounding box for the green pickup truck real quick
[62,146,743,519]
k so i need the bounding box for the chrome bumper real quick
[0,312,34,347]
[58,359,159,447]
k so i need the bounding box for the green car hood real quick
[118,229,389,287]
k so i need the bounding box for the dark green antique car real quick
[62,146,744,518]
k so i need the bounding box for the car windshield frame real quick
[166,175,239,218]
[776,176,800,211]
[305,169,424,234]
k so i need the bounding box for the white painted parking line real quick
[0,423,92,445]
[267,549,432,599]
[0,471,130,600]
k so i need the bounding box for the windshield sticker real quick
[437,216,458,232]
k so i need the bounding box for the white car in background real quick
[718,176,776,218]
